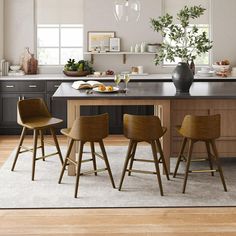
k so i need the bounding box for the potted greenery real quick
[151,5,212,93]
[63,59,94,77]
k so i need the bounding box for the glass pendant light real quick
[114,0,141,22]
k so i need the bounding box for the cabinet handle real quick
[29,85,37,88]
[6,85,14,88]
[54,85,60,88]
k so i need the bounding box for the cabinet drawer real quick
[19,81,46,92]
[47,81,62,92]
[0,82,20,92]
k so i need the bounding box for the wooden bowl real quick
[63,70,91,77]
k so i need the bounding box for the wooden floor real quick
[0,135,236,236]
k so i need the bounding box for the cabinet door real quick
[47,94,67,129]
[0,94,20,127]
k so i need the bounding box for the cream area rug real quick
[0,145,235,209]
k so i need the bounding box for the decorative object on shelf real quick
[140,42,146,53]
[147,43,160,53]
[88,31,115,52]
[134,43,140,53]
[110,38,121,52]
[22,47,38,74]
[151,5,213,93]
[130,45,134,52]
[0,59,9,76]
[113,0,141,22]
[63,59,94,77]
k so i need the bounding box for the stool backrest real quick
[179,114,221,140]
[69,113,109,141]
[123,114,165,141]
[17,98,51,124]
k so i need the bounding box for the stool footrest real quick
[94,152,105,161]
[19,145,42,154]
[134,158,154,163]
[81,168,107,176]
[36,152,59,161]
[189,169,217,173]
[81,158,93,163]
[191,158,208,162]
[127,169,156,175]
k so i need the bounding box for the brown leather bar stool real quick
[11,98,64,180]
[119,114,170,196]
[58,113,116,198]
[173,114,227,193]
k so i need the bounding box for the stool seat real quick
[58,113,115,198]
[173,114,227,193]
[118,114,170,196]
[20,117,63,129]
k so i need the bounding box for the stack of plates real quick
[197,71,215,77]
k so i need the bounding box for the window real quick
[163,0,211,66]
[36,0,84,66]
[37,24,83,66]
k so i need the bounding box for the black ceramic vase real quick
[172,62,194,93]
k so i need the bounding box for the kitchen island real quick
[53,81,236,175]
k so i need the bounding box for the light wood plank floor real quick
[0,135,236,236]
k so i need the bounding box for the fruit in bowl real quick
[63,59,94,77]
[106,70,114,76]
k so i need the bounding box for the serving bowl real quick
[10,65,21,71]
[212,64,230,72]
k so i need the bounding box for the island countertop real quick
[53,81,236,100]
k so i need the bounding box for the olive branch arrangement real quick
[150,5,213,65]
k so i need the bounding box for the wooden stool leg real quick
[119,140,134,191]
[50,127,63,165]
[210,140,227,192]
[128,141,137,176]
[90,142,97,176]
[75,141,84,198]
[151,140,164,196]
[32,130,39,181]
[205,141,214,176]
[11,127,27,171]
[156,139,170,180]
[182,140,194,194]
[58,139,74,184]
[39,130,45,161]
[99,140,116,189]
[173,137,187,178]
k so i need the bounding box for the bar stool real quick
[58,113,116,198]
[173,114,227,193]
[11,98,64,180]
[119,114,170,196]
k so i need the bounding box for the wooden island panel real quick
[171,100,236,158]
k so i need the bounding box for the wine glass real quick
[123,74,131,92]
[114,74,121,89]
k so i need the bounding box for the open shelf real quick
[84,51,157,64]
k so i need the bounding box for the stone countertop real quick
[1,73,236,81]
[53,81,236,100]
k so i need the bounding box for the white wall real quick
[84,0,163,73]
[212,0,236,65]
[4,0,35,65]
[0,0,4,61]
[3,0,236,72]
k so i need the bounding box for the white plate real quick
[93,87,119,93]
[197,71,215,77]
